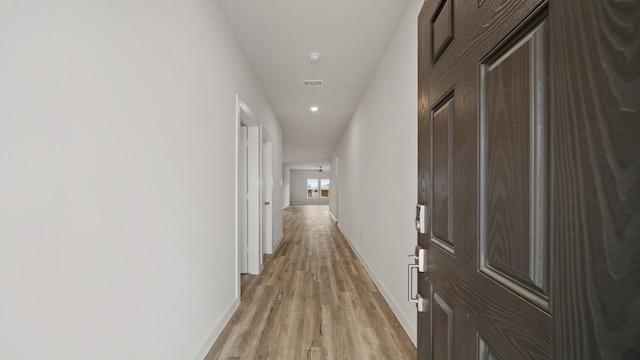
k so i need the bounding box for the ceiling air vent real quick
[303,80,323,87]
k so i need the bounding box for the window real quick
[307,179,319,198]
[321,179,330,198]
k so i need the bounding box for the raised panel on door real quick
[428,243,552,359]
[478,337,501,360]
[479,16,549,308]
[431,0,453,64]
[430,289,454,360]
[431,96,454,251]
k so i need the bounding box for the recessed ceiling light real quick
[309,52,321,63]
[310,106,319,112]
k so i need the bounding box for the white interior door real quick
[262,140,273,254]
[334,154,339,221]
[246,125,260,275]
[238,125,248,274]
[236,95,263,286]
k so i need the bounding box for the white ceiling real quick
[218,0,411,166]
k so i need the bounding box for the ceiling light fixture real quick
[310,106,318,112]
[309,52,321,64]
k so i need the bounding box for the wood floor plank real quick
[204,205,416,360]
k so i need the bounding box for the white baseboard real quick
[191,298,240,360]
[289,202,330,206]
[337,224,417,346]
[329,211,337,223]
[273,233,284,252]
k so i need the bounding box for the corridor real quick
[205,205,416,360]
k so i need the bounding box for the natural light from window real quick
[321,179,330,198]
[307,179,319,198]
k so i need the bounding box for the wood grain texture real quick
[418,4,435,355]
[426,0,542,96]
[550,0,640,358]
[418,0,552,359]
[451,66,479,270]
[204,205,416,360]
[480,18,550,298]
[431,0,453,63]
[427,244,552,359]
[418,0,432,252]
[421,0,640,357]
[432,99,453,245]
[485,39,532,282]
[479,338,500,360]
[431,292,453,360]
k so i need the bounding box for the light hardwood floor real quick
[205,205,416,360]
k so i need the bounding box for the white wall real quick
[0,1,282,359]
[282,164,291,209]
[290,170,331,205]
[329,154,339,222]
[268,146,285,252]
[331,0,422,345]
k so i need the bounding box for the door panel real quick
[432,97,454,248]
[417,0,640,358]
[430,290,454,360]
[479,16,550,305]
[450,66,479,269]
[431,0,453,63]
[418,0,552,358]
[550,0,640,358]
[427,244,552,358]
[239,125,248,274]
[478,338,500,360]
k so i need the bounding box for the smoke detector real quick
[309,52,321,63]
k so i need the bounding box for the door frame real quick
[235,95,264,299]
[262,132,273,255]
[238,125,248,275]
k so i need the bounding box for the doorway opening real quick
[235,95,273,300]
[262,133,273,258]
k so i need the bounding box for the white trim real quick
[236,95,263,284]
[247,126,261,274]
[235,95,241,300]
[289,202,330,206]
[337,223,417,346]
[329,211,338,223]
[190,298,240,360]
[262,139,273,254]
[272,233,284,253]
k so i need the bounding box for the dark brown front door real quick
[417,0,640,359]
